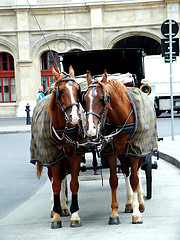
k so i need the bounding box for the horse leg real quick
[107,156,120,225]
[50,179,70,218]
[69,156,82,227]
[118,155,133,213]
[92,150,99,175]
[137,168,145,213]
[129,157,143,224]
[123,174,133,213]
[50,164,62,229]
[60,178,70,216]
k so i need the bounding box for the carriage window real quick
[0,52,16,103]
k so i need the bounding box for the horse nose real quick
[70,113,79,125]
[87,125,97,137]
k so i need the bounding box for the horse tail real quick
[36,162,43,179]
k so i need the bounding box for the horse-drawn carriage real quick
[30,48,158,228]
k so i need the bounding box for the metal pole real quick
[169,19,174,140]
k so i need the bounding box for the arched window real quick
[113,36,161,55]
[0,52,15,102]
[41,51,60,92]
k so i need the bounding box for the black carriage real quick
[59,48,159,199]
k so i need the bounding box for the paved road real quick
[0,133,47,219]
[0,157,179,240]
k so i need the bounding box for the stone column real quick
[90,7,103,49]
[16,10,35,117]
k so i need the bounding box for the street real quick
[0,157,179,240]
[0,133,47,219]
[157,112,180,137]
[0,116,180,239]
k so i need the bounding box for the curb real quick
[158,151,180,169]
[0,130,31,134]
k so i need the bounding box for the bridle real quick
[54,72,81,124]
[83,80,110,123]
[82,80,134,146]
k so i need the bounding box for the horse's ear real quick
[86,70,92,86]
[101,70,107,84]
[52,67,60,81]
[69,65,75,78]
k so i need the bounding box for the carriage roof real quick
[59,48,145,88]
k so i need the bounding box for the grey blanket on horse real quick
[125,87,158,157]
[30,95,66,167]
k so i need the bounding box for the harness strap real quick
[86,111,101,119]
[64,102,79,111]
[103,109,134,139]
[52,125,78,145]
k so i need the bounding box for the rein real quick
[101,109,134,142]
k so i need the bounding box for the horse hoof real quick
[61,209,70,217]
[125,204,133,213]
[139,204,145,213]
[70,220,82,227]
[108,217,120,225]
[132,215,143,224]
[51,220,62,229]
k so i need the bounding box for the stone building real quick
[0,0,179,117]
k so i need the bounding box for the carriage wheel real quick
[145,155,152,199]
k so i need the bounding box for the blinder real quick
[54,74,81,102]
[81,81,110,111]
[104,91,110,105]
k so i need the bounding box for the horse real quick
[82,70,157,224]
[30,66,83,228]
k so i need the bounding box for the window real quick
[41,51,59,93]
[0,52,15,103]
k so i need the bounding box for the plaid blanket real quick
[125,87,158,157]
[30,95,67,167]
[102,87,158,157]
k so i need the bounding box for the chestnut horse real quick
[83,71,157,224]
[30,67,83,228]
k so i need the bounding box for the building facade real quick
[0,0,179,116]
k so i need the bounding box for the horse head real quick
[83,70,110,138]
[50,66,81,127]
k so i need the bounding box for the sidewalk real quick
[0,117,179,169]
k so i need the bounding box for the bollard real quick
[25,103,31,125]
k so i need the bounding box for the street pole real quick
[169,20,174,140]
